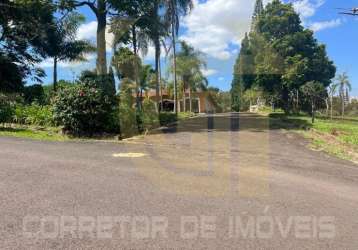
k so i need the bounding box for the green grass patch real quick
[0,112,197,141]
[178,112,196,120]
[0,125,68,141]
[158,112,196,126]
[310,118,358,146]
[269,113,358,162]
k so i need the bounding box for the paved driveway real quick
[1,113,358,249]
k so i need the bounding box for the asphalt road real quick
[1,113,358,249]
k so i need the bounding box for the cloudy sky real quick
[38,0,358,95]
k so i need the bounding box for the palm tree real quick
[328,82,339,120]
[110,1,156,113]
[175,41,206,112]
[146,0,169,112]
[336,72,352,118]
[189,70,208,112]
[111,47,141,94]
[45,13,95,91]
[139,64,155,98]
[164,0,194,114]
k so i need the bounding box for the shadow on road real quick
[150,112,312,134]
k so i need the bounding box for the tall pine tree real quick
[251,0,264,31]
[231,0,335,113]
[231,0,264,111]
[231,33,255,111]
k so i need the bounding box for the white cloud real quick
[202,68,218,77]
[38,54,96,69]
[180,0,260,60]
[309,19,342,32]
[218,77,225,81]
[77,21,97,40]
[141,44,168,62]
[291,0,342,32]
[77,21,114,52]
[77,20,168,62]
[292,0,325,19]
[69,0,331,64]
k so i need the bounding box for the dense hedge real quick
[0,102,14,124]
[52,81,118,136]
[159,112,177,126]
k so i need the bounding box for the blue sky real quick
[38,0,358,96]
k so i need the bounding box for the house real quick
[139,89,217,113]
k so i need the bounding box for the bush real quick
[52,81,117,135]
[159,112,177,126]
[105,105,121,134]
[23,84,45,105]
[142,99,159,130]
[42,81,74,105]
[0,102,14,124]
[0,93,21,124]
[118,103,138,138]
[14,104,54,127]
[79,70,116,97]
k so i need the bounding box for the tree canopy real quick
[0,0,57,92]
[231,0,336,113]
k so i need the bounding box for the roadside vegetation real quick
[1,0,234,141]
[268,112,358,162]
[0,126,68,141]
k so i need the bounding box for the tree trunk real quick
[159,58,164,112]
[171,21,178,115]
[282,87,290,114]
[96,0,107,75]
[296,90,299,113]
[342,90,345,119]
[132,25,137,55]
[311,99,315,124]
[182,81,186,112]
[154,39,161,113]
[330,95,333,120]
[325,98,329,117]
[189,86,192,113]
[132,25,141,113]
[53,57,57,92]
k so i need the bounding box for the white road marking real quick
[112,153,147,158]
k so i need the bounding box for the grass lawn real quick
[0,125,69,141]
[0,112,197,142]
[178,112,196,119]
[269,113,358,163]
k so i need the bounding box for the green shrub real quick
[52,82,117,135]
[79,70,116,97]
[0,102,14,124]
[105,106,121,134]
[23,84,45,105]
[118,103,138,138]
[159,112,177,126]
[0,93,20,124]
[14,104,54,126]
[142,98,159,130]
